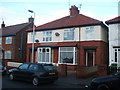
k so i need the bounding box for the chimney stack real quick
[1,21,5,28]
[70,5,79,16]
[28,16,34,24]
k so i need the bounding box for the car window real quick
[115,72,120,76]
[19,63,29,70]
[43,65,55,71]
[28,64,38,71]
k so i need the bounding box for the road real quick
[1,74,91,90]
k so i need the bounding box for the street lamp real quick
[28,10,35,63]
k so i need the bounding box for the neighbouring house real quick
[106,16,120,68]
[26,5,108,77]
[0,17,34,63]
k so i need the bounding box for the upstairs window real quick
[64,28,74,41]
[43,31,52,41]
[6,37,12,44]
[85,26,94,40]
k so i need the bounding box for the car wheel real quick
[97,84,110,90]
[9,73,14,80]
[32,77,39,86]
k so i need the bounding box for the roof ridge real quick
[27,13,103,32]
[3,22,30,28]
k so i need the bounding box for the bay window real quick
[59,47,76,64]
[37,47,51,63]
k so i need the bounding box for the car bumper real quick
[38,76,58,82]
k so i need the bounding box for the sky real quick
[0,0,120,27]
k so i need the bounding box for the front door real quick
[86,50,95,67]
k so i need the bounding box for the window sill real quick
[58,63,77,65]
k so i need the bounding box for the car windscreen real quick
[43,65,55,71]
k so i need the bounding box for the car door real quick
[27,64,39,80]
[111,72,120,89]
[15,63,30,80]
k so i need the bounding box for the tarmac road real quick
[1,74,92,90]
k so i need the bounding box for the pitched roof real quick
[27,14,103,32]
[105,16,120,24]
[1,23,31,36]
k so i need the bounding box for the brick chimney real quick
[1,21,5,28]
[70,5,79,16]
[28,16,34,24]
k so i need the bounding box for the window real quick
[31,32,36,42]
[85,26,94,40]
[43,31,52,41]
[5,51,12,59]
[59,47,76,64]
[6,37,12,44]
[64,28,74,40]
[0,38,2,45]
[0,50,3,59]
[43,65,55,71]
[114,48,120,63]
[19,63,29,70]
[28,64,38,71]
[37,47,51,63]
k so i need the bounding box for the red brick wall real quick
[78,41,108,66]
[26,41,108,72]
[53,47,59,63]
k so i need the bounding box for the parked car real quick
[0,60,7,75]
[8,63,58,85]
[91,72,120,90]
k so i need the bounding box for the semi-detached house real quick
[106,16,120,68]
[26,5,108,77]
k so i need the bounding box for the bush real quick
[110,63,117,74]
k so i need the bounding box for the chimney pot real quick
[1,21,5,28]
[29,16,34,24]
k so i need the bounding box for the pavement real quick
[58,70,94,87]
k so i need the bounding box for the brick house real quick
[106,16,120,68]
[0,17,34,62]
[26,6,108,77]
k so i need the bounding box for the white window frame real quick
[5,50,12,59]
[114,48,120,64]
[64,28,75,41]
[59,47,76,65]
[43,31,52,42]
[6,37,12,44]
[31,32,36,43]
[37,47,51,63]
[85,26,94,40]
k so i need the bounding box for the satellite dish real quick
[35,39,39,43]
[55,32,60,36]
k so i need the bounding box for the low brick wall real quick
[76,65,107,78]
[7,62,23,69]
[3,60,23,69]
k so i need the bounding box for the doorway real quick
[86,50,95,67]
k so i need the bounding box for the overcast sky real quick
[0,0,119,27]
